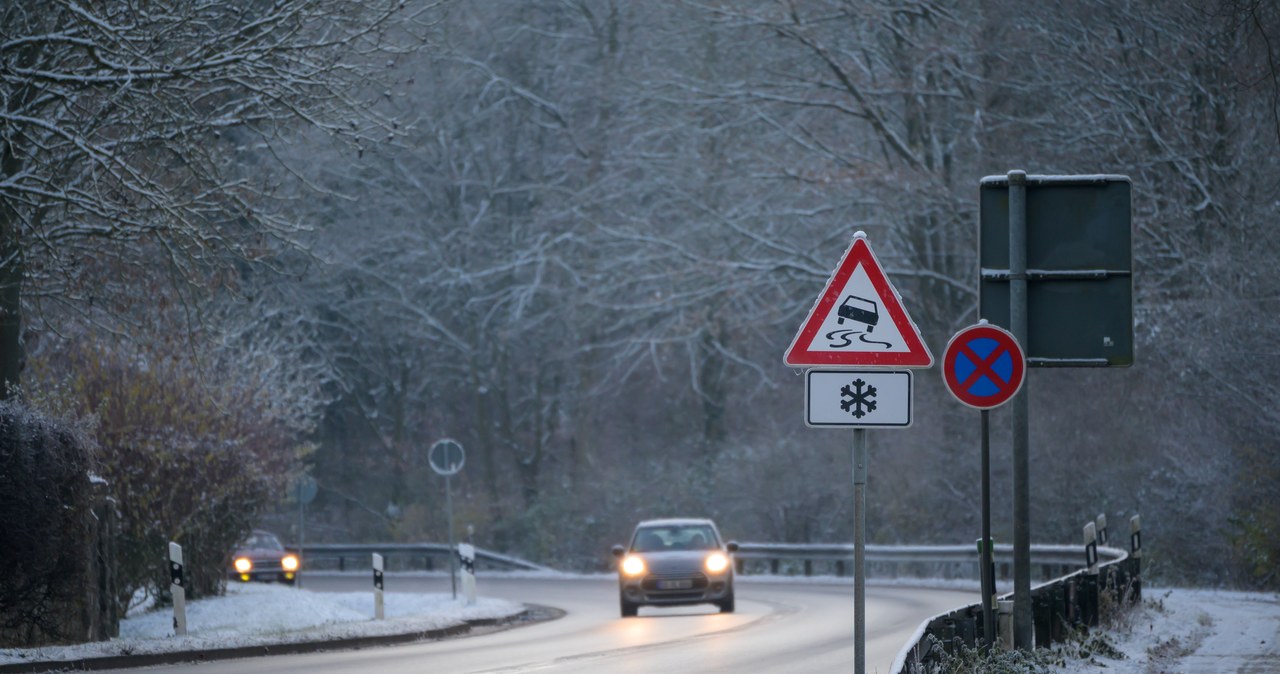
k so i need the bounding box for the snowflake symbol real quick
[840,379,878,418]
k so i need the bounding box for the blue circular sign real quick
[942,323,1025,409]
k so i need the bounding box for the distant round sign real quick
[942,322,1026,409]
[295,475,318,505]
[428,439,465,476]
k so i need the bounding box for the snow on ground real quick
[0,582,523,667]
[1050,588,1280,673]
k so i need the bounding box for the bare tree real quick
[0,0,441,397]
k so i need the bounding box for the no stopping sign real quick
[942,322,1026,409]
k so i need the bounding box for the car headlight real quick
[234,557,252,573]
[621,555,646,576]
[705,552,730,573]
[282,555,299,572]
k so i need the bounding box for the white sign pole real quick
[372,552,385,620]
[168,542,187,636]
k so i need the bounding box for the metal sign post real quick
[853,428,867,674]
[428,438,465,600]
[941,320,1026,648]
[295,476,317,589]
[1008,171,1033,649]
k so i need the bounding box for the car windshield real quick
[631,524,718,552]
[241,532,284,551]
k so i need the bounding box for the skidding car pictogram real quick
[837,295,879,331]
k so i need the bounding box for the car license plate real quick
[656,579,693,590]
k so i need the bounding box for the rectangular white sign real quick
[805,369,912,428]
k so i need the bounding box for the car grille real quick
[641,572,709,591]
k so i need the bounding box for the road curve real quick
[133,575,975,673]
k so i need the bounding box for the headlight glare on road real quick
[705,552,730,573]
[282,555,299,572]
[621,555,646,576]
[234,557,252,574]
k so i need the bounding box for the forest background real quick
[3,0,1278,603]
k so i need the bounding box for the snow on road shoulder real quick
[1052,588,1280,673]
[0,583,524,667]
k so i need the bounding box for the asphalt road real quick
[133,574,975,673]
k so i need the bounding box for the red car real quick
[229,530,299,585]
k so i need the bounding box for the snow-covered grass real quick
[1047,588,1280,673]
[914,587,1280,673]
[0,582,523,667]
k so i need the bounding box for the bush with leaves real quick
[0,400,96,646]
[29,340,301,613]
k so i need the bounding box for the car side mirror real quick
[611,544,625,558]
[726,541,739,553]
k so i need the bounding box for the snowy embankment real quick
[1051,588,1280,673]
[0,582,524,668]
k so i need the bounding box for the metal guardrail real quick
[732,542,1122,579]
[294,540,1120,579]
[290,543,554,573]
[889,521,1144,674]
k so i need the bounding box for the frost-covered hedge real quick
[0,401,107,647]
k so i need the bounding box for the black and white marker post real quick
[458,543,476,606]
[373,552,385,620]
[168,542,187,636]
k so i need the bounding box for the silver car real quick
[611,518,739,617]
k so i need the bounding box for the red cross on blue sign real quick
[942,323,1026,409]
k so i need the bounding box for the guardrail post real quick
[1033,588,1052,646]
[1051,582,1068,642]
[1129,514,1142,602]
[997,599,1014,650]
[1095,513,1108,546]
[1082,521,1100,627]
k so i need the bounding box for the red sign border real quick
[942,323,1026,409]
[783,236,934,368]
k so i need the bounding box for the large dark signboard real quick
[979,175,1133,367]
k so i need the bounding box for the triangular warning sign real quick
[784,234,934,368]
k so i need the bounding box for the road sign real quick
[295,475,318,505]
[942,322,1025,410]
[784,233,933,368]
[979,174,1132,367]
[805,369,912,427]
[428,439,465,476]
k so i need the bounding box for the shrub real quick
[29,341,300,614]
[0,401,97,646]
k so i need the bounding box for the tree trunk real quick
[0,142,23,400]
